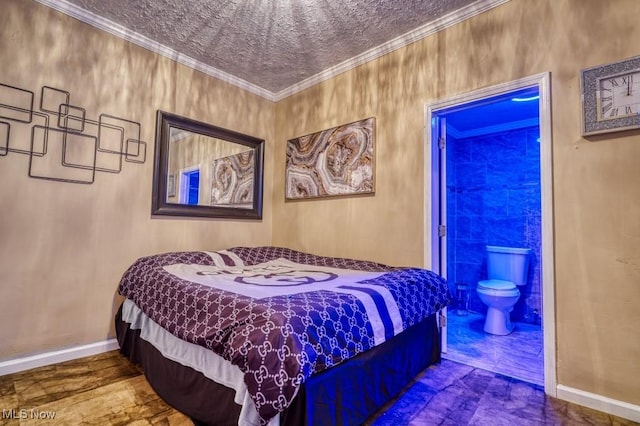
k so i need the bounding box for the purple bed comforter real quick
[118,246,450,424]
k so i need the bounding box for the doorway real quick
[425,73,556,394]
[180,167,201,205]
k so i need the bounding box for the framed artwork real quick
[167,174,176,197]
[285,117,375,200]
[211,150,255,208]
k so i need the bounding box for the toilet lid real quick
[478,279,516,291]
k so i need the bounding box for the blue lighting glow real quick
[440,87,542,323]
[511,95,540,102]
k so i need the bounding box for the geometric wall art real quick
[285,117,375,200]
[211,150,255,208]
[0,81,146,184]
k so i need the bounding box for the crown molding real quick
[274,0,510,101]
[35,0,509,103]
[33,0,277,102]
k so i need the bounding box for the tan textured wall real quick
[273,0,640,406]
[0,0,274,360]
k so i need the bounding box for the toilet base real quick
[483,306,514,335]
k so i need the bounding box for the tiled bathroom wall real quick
[446,126,542,324]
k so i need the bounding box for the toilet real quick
[477,245,531,335]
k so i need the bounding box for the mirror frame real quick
[151,110,264,219]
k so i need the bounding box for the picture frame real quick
[285,117,375,200]
[211,150,255,208]
[167,174,176,197]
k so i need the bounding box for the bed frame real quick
[116,303,441,425]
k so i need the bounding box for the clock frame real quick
[580,55,640,136]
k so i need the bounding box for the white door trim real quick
[423,72,556,396]
[179,165,201,204]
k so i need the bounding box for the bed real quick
[115,246,451,425]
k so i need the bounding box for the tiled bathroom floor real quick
[443,310,544,386]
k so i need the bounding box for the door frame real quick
[179,165,201,205]
[423,72,556,395]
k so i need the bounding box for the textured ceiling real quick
[45,0,502,98]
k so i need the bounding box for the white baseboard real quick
[557,384,640,423]
[0,339,119,376]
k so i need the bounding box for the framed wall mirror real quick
[151,110,264,219]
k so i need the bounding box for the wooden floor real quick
[0,351,190,425]
[0,350,636,425]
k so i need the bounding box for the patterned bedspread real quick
[118,246,450,424]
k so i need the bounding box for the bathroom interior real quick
[439,87,544,386]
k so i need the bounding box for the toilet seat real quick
[477,279,520,297]
[478,279,516,291]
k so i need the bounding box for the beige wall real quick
[2,0,639,412]
[0,0,274,359]
[273,0,640,407]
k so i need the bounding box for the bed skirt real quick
[115,303,441,426]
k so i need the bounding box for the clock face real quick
[597,71,640,120]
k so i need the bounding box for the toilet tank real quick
[486,245,531,286]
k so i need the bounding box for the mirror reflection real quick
[152,111,264,219]
[166,128,255,208]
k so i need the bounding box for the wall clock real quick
[580,55,640,136]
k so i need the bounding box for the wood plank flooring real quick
[0,350,636,425]
[367,359,637,426]
[0,351,190,425]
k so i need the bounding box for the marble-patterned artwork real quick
[286,117,375,199]
[211,150,254,207]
